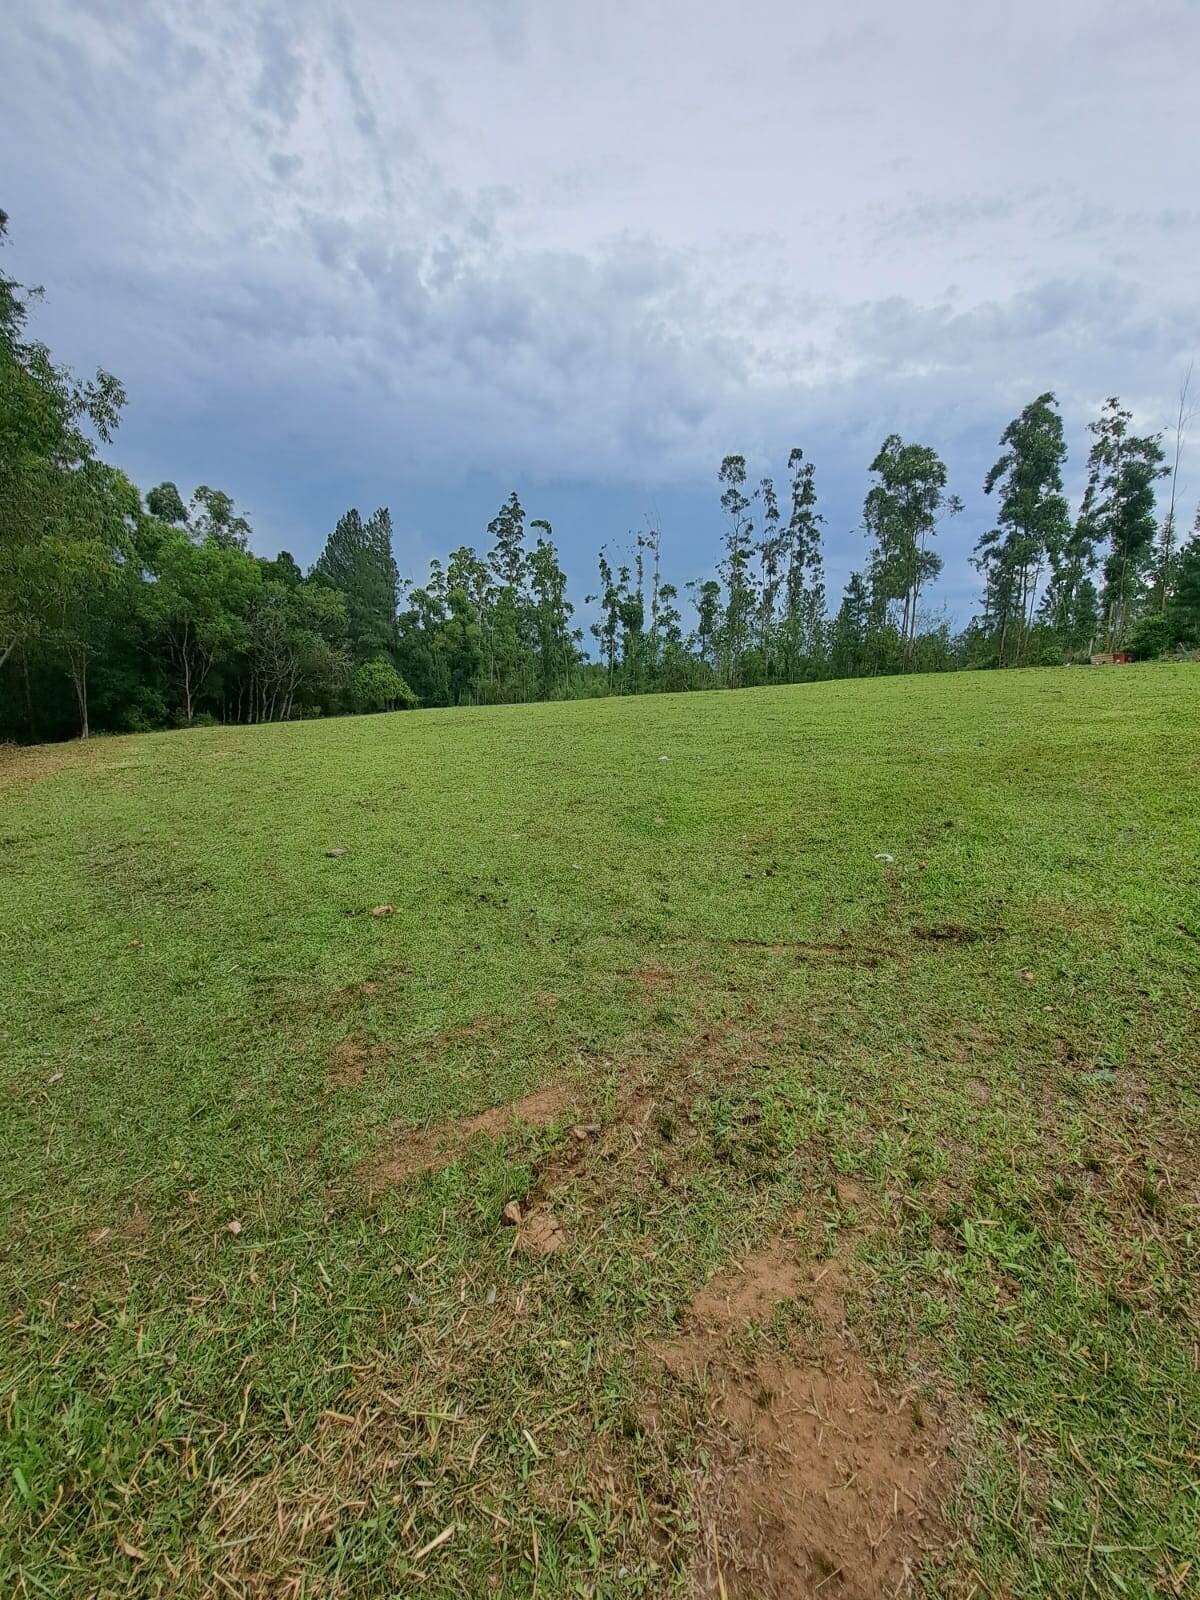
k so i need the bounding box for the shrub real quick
[1126,613,1172,660]
[351,657,418,712]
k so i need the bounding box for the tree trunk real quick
[68,649,89,739]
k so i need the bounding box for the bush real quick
[351,657,418,713]
[1126,613,1172,660]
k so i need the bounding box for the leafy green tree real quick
[25,467,140,738]
[146,481,187,525]
[1125,612,1172,660]
[0,209,126,702]
[148,527,259,723]
[189,486,252,551]
[246,580,348,721]
[438,586,485,705]
[352,656,417,711]
[261,550,303,588]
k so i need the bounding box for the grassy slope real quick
[1,666,1198,1597]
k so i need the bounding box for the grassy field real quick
[2,666,1198,1599]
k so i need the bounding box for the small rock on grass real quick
[326,846,349,858]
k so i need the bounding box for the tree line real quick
[2,212,1197,743]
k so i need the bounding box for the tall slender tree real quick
[1081,398,1168,648]
[864,435,960,667]
[976,393,1071,666]
[717,455,756,686]
[781,447,826,680]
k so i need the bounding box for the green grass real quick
[2,666,1198,1597]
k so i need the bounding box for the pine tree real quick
[828,572,870,679]
[312,506,399,663]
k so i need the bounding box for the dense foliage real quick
[2,215,1196,742]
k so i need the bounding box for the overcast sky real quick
[3,0,1197,624]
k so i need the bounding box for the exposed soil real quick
[86,1209,152,1249]
[515,1206,568,1255]
[330,1037,387,1086]
[366,1083,577,1187]
[656,1196,954,1599]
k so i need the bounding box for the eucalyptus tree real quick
[688,577,722,676]
[864,435,960,668]
[1151,367,1194,613]
[1038,493,1101,656]
[781,447,826,679]
[1081,398,1168,648]
[528,520,577,698]
[756,475,785,676]
[638,526,663,679]
[486,491,533,697]
[189,486,253,552]
[586,547,621,688]
[245,579,348,722]
[716,455,756,685]
[976,393,1071,666]
[447,543,495,690]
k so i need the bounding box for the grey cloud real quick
[2,0,1198,623]
[253,9,305,128]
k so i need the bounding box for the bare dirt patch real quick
[504,1202,569,1255]
[86,1209,152,1250]
[657,1203,954,1599]
[330,1037,389,1087]
[367,1084,578,1188]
